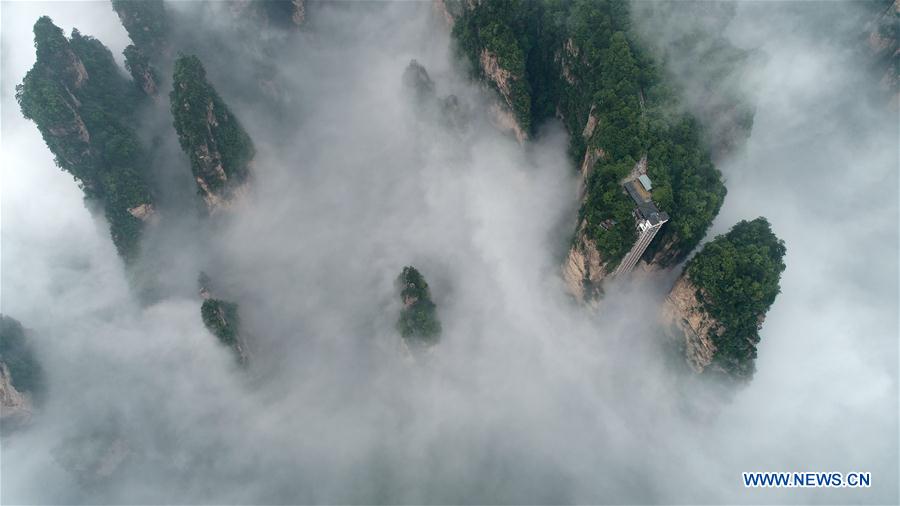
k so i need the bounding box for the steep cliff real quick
[396,266,442,347]
[661,218,786,382]
[122,45,161,97]
[199,273,248,365]
[16,17,155,261]
[0,316,43,427]
[448,1,734,300]
[865,0,899,107]
[450,0,538,141]
[562,222,608,303]
[111,0,169,97]
[170,55,255,211]
[661,275,721,373]
[111,0,169,58]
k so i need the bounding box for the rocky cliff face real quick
[479,49,528,142]
[171,55,255,212]
[433,0,460,28]
[660,275,720,373]
[0,362,33,426]
[111,0,169,57]
[112,0,170,98]
[448,2,734,303]
[562,221,608,304]
[866,0,899,107]
[0,316,42,429]
[662,218,786,382]
[199,274,249,365]
[17,17,155,261]
[449,1,533,140]
[123,44,161,98]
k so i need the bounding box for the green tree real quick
[686,218,787,380]
[16,17,153,262]
[396,266,442,345]
[171,54,255,197]
[0,315,44,399]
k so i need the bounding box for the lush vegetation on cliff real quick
[111,0,169,58]
[201,299,241,347]
[112,0,168,96]
[451,0,739,269]
[686,218,786,380]
[0,315,44,398]
[16,17,153,261]
[171,54,255,195]
[451,0,544,132]
[396,267,442,345]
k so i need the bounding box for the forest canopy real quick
[686,217,787,380]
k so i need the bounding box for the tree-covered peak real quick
[396,266,442,346]
[686,217,787,380]
[33,16,68,61]
[111,0,169,58]
[173,53,206,84]
[0,315,44,399]
[170,53,255,202]
[16,16,154,262]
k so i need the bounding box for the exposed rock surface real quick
[0,315,42,429]
[866,0,899,107]
[171,55,255,212]
[111,0,169,57]
[112,0,169,97]
[662,218,786,382]
[434,0,458,27]
[488,103,526,143]
[17,17,154,261]
[661,275,720,373]
[198,273,249,365]
[479,49,528,142]
[562,221,608,303]
[449,2,742,296]
[123,45,160,97]
[480,49,513,105]
[127,203,155,221]
[0,363,32,425]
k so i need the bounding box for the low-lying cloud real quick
[1,1,896,504]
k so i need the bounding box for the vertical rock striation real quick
[170,55,255,211]
[661,218,786,382]
[111,0,170,97]
[0,315,43,427]
[448,1,746,301]
[199,273,248,365]
[16,17,155,261]
[866,0,899,107]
